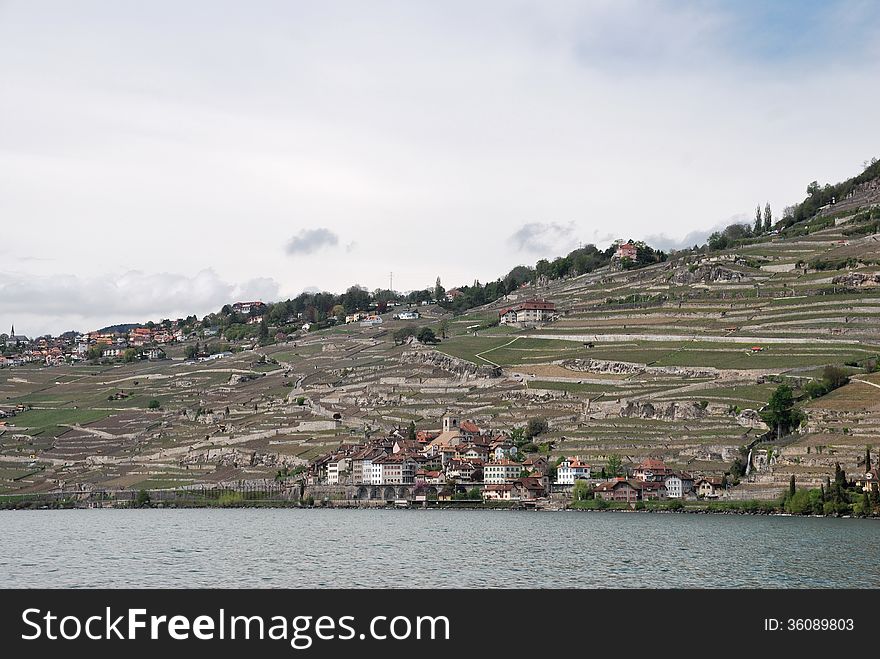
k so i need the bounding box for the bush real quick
[147,399,161,409]
[666,499,685,511]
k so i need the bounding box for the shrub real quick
[147,399,161,409]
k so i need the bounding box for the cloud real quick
[285,228,340,256]
[508,222,578,255]
[643,214,751,251]
[0,269,280,335]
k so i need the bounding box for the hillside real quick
[2,174,880,499]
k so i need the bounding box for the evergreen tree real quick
[789,474,796,500]
[434,277,445,303]
[754,205,763,235]
[407,420,416,441]
[763,203,772,232]
[866,445,872,473]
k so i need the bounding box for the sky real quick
[2,0,879,336]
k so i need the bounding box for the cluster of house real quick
[309,416,552,501]
[308,419,729,503]
[0,320,188,367]
[592,459,728,501]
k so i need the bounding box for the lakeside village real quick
[308,415,749,506]
[301,415,880,514]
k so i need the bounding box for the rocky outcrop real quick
[618,400,708,421]
[559,359,718,379]
[735,408,767,429]
[400,350,501,379]
[670,265,747,285]
[831,272,880,287]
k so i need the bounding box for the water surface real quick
[0,509,876,588]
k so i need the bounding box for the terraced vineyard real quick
[1,207,878,499]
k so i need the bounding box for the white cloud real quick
[1,2,879,333]
[0,270,279,335]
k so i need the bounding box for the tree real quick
[572,479,592,502]
[789,475,796,500]
[754,205,763,235]
[763,203,772,232]
[606,454,623,478]
[806,181,820,196]
[524,417,549,440]
[438,318,450,339]
[416,327,438,344]
[393,325,417,345]
[407,421,416,441]
[822,364,849,391]
[434,277,445,303]
[123,348,138,363]
[184,344,198,360]
[135,489,151,508]
[87,345,103,361]
[147,399,161,409]
[760,384,805,439]
[866,446,872,474]
[258,318,269,344]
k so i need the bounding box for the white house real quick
[498,299,556,325]
[326,457,350,485]
[556,456,592,485]
[484,460,524,484]
[663,473,695,499]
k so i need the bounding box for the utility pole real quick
[390,272,393,293]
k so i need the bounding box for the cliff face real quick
[399,350,502,379]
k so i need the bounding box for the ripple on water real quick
[0,510,878,588]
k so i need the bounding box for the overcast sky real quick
[2,1,879,335]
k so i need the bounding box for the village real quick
[305,415,729,506]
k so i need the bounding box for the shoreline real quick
[1,497,876,519]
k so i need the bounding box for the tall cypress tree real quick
[788,474,796,500]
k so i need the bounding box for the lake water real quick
[0,509,877,588]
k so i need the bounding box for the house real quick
[484,460,524,484]
[445,289,463,302]
[695,478,727,499]
[458,444,490,462]
[498,299,556,325]
[633,458,672,482]
[351,447,387,484]
[416,469,445,485]
[857,469,879,494]
[232,301,265,315]
[360,315,383,327]
[490,439,517,461]
[512,476,547,500]
[594,479,642,502]
[664,473,694,499]
[371,454,418,485]
[101,346,127,359]
[392,439,421,455]
[612,242,638,261]
[345,312,365,324]
[396,311,420,320]
[482,483,514,501]
[556,456,592,484]
[459,420,482,440]
[523,456,549,475]
[639,481,667,500]
[326,456,350,485]
[141,347,166,360]
[445,458,480,483]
